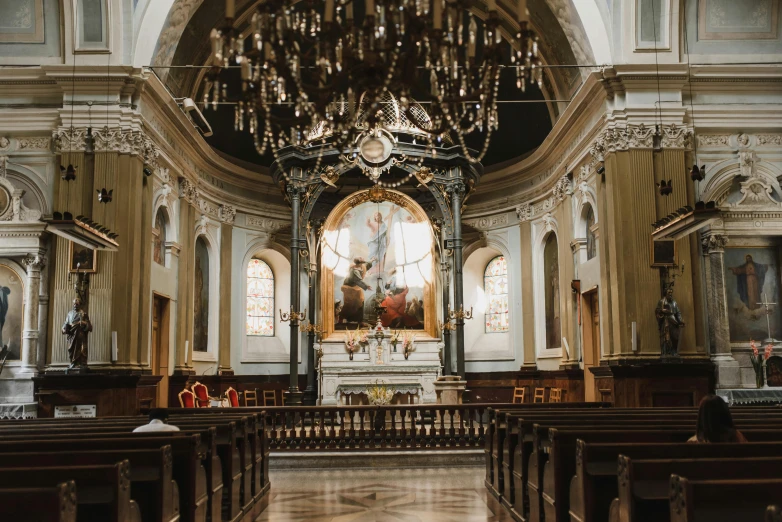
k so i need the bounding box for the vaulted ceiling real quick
[152,0,595,173]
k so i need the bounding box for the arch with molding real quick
[532,215,562,359]
[191,225,219,361]
[702,161,782,207]
[238,238,293,363]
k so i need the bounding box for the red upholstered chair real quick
[225,387,239,408]
[192,381,210,408]
[178,389,196,408]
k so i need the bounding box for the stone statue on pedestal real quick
[656,283,684,357]
[62,298,92,368]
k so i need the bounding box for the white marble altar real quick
[318,325,443,405]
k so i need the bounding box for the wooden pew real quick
[0,482,77,522]
[0,447,178,522]
[0,462,141,522]
[573,441,782,522]
[536,426,782,522]
[0,434,209,522]
[768,505,782,522]
[616,456,782,522]
[0,420,239,522]
[669,476,782,522]
[500,410,703,519]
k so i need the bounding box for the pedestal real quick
[712,354,741,389]
[33,373,162,417]
[433,375,467,405]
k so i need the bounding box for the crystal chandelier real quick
[206,0,542,165]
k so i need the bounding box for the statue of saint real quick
[62,298,92,368]
[655,284,684,357]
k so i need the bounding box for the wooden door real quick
[152,295,170,407]
[582,291,601,402]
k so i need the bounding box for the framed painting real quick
[68,241,97,273]
[651,239,677,267]
[724,247,782,343]
[321,188,436,339]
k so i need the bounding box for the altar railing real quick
[261,404,489,451]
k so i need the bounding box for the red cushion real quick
[192,384,209,407]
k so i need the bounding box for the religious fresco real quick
[0,264,23,360]
[323,197,432,332]
[724,247,782,342]
[585,206,596,260]
[193,237,209,352]
[153,209,167,266]
[544,234,561,349]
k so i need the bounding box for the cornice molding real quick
[52,127,160,169]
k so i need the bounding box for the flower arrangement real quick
[402,330,416,360]
[345,326,363,360]
[750,339,773,388]
[390,330,401,352]
[366,380,396,405]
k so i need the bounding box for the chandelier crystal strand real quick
[207,0,542,172]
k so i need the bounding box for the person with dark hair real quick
[688,395,747,443]
[133,409,180,433]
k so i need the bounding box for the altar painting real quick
[724,247,782,342]
[322,192,434,337]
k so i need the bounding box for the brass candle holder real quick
[280,306,307,323]
[447,305,474,321]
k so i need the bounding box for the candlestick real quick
[487,0,497,12]
[433,0,442,30]
[225,0,235,19]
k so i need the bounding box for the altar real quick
[318,335,443,405]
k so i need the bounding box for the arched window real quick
[585,205,596,260]
[247,258,274,336]
[484,255,509,333]
[153,208,167,266]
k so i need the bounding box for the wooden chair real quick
[225,387,239,407]
[243,389,258,407]
[262,390,277,406]
[178,388,196,408]
[191,381,211,408]
[512,387,526,404]
[549,388,562,403]
[533,387,546,403]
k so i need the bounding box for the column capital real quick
[178,177,199,205]
[702,234,729,254]
[22,253,46,272]
[218,204,236,224]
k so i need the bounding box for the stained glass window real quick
[246,258,274,336]
[484,256,509,333]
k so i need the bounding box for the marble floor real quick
[256,466,513,521]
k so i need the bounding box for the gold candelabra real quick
[280,307,307,323]
[300,321,323,335]
[447,305,474,321]
[439,320,457,332]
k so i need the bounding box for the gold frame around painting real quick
[68,241,97,273]
[320,188,438,341]
[650,238,677,268]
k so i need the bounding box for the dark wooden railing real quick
[261,404,488,450]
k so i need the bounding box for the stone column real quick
[449,181,466,377]
[440,226,452,375]
[286,183,304,404]
[21,254,45,375]
[517,216,537,368]
[218,207,235,375]
[702,234,739,387]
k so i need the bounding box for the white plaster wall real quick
[463,226,525,373]
[231,224,308,376]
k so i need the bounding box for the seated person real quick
[688,394,747,443]
[133,408,180,432]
